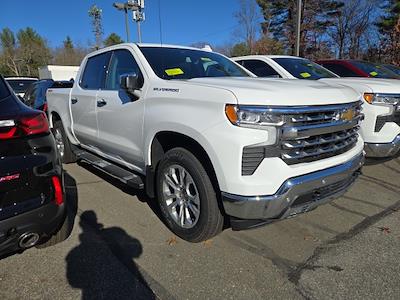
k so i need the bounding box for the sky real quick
[0,0,250,48]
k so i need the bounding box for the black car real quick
[0,75,68,256]
[4,77,38,99]
[23,79,73,112]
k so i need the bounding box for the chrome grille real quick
[280,101,362,165]
[241,102,363,175]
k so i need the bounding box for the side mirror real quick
[120,73,142,94]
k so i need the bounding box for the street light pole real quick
[295,0,302,57]
[113,1,145,43]
[124,7,130,42]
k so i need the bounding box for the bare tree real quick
[330,0,377,59]
[234,0,261,54]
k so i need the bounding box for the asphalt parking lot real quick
[0,155,399,300]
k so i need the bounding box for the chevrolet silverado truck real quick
[47,44,364,242]
[234,55,400,158]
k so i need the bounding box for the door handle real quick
[97,98,107,107]
[71,97,78,104]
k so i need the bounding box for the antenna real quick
[158,0,163,46]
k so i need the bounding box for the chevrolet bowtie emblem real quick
[340,109,355,122]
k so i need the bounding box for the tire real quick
[156,147,224,242]
[53,120,76,164]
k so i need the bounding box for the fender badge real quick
[0,173,20,183]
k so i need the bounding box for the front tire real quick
[156,148,224,242]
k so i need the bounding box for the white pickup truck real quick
[47,44,364,242]
[233,55,400,158]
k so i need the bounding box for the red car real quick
[317,60,400,79]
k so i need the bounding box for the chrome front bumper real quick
[222,154,364,220]
[364,135,400,158]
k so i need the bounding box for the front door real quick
[95,49,146,172]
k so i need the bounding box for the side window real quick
[241,60,281,78]
[80,52,111,89]
[105,50,142,90]
[321,63,360,77]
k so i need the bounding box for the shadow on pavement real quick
[66,210,155,300]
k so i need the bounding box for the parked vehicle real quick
[47,43,364,242]
[38,65,79,81]
[0,75,68,256]
[317,60,400,79]
[5,77,38,99]
[23,79,73,113]
[383,64,400,76]
[233,55,400,158]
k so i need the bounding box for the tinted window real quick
[0,78,11,100]
[6,79,37,93]
[80,52,111,89]
[350,61,400,79]
[139,47,249,80]
[272,58,338,79]
[239,60,281,77]
[320,63,362,77]
[105,50,142,90]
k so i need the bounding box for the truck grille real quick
[242,102,363,175]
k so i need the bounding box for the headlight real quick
[364,93,400,105]
[225,104,284,129]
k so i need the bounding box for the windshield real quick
[139,47,249,80]
[6,79,37,93]
[351,61,400,79]
[272,58,338,79]
[383,64,400,76]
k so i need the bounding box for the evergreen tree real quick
[377,0,400,64]
[104,33,124,47]
[256,0,343,56]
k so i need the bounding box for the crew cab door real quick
[71,52,111,147]
[95,49,146,171]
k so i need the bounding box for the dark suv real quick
[0,75,69,256]
[23,79,73,113]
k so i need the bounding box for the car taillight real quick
[52,176,64,206]
[0,112,49,140]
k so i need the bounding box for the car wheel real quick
[156,147,224,242]
[53,120,76,164]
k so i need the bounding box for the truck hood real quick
[320,78,400,94]
[187,77,361,106]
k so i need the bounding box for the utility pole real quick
[295,0,302,57]
[113,0,145,43]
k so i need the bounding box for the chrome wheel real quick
[54,128,65,159]
[162,165,200,229]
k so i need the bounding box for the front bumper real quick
[222,153,364,222]
[364,135,400,158]
[0,202,66,256]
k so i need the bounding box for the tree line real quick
[1,1,399,77]
[225,0,400,64]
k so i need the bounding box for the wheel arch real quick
[145,131,223,200]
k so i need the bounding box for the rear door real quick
[95,49,146,171]
[70,52,111,147]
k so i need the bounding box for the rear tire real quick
[53,120,76,164]
[156,147,224,242]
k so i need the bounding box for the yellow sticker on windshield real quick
[201,57,213,62]
[370,71,378,77]
[300,72,311,78]
[165,68,184,76]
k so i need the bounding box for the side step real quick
[76,151,144,190]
